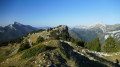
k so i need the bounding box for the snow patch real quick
[105,35,109,39]
[106,30,120,34]
[88,22,106,32]
[74,22,106,32]
[8,24,16,30]
[105,30,120,40]
[88,22,106,28]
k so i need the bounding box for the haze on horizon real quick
[0,0,120,27]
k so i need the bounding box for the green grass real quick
[57,45,77,67]
[0,49,6,53]
[57,48,69,61]
[0,57,7,62]
[21,45,47,59]
[0,47,10,63]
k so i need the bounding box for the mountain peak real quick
[7,24,16,30]
[14,21,22,26]
[88,22,106,28]
[74,22,106,33]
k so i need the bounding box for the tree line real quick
[85,36,120,53]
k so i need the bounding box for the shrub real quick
[36,36,44,45]
[75,39,85,47]
[21,45,47,59]
[18,41,30,52]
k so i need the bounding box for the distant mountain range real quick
[1,22,120,42]
[0,22,38,40]
[73,23,120,42]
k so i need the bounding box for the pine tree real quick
[104,36,119,53]
[85,37,101,51]
[93,37,101,51]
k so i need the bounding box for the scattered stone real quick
[89,57,94,60]
[43,57,44,60]
[35,61,37,64]
[39,60,42,63]
[52,53,54,55]
[38,64,41,67]
[80,53,84,56]
[43,60,46,63]
[43,54,46,56]
[73,50,77,52]
[87,50,112,57]
[82,50,85,52]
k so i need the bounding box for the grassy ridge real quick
[21,45,47,59]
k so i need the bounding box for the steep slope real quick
[105,24,120,41]
[73,23,120,42]
[0,22,37,40]
[68,28,80,39]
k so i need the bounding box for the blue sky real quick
[0,0,120,27]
